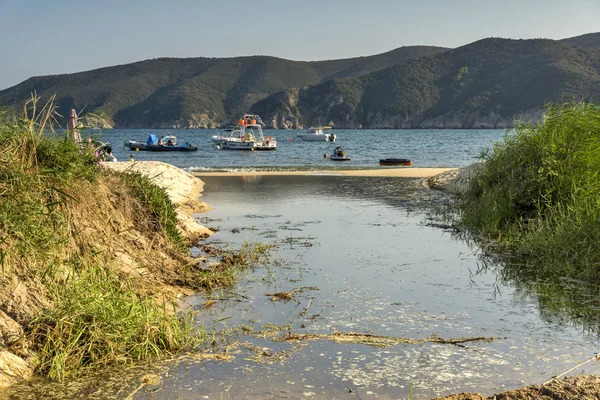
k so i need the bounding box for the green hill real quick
[252,37,600,128]
[0,46,447,128]
[561,32,600,48]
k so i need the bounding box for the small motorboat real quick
[125,133,198,152]
[379,158,412,166]
[330,146,350,161]
[297,126,336,142]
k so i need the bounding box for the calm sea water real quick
[92,128,506,170]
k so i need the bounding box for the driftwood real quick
[265,286,319,302]
[272,331,501,349]
[543,354,600,385]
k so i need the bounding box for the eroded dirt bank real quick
[0,161,212,387]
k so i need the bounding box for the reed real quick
[458,102,600,282]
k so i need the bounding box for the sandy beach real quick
[191,167,456,178]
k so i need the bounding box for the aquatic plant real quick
[179,241,272,291]
[458,102,600,283]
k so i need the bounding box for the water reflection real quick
[475,254,600,337]
[175,176,600,399]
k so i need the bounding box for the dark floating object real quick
[379,158,412,166]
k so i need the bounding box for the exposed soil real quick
[434,375,600,399]
[0,162,214,387]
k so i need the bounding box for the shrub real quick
[458,102,600,282]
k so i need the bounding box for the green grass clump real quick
[0,96,100,276]
[458,102,600,282]
[29,263,199,381]
[116,170,185,250]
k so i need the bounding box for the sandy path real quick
[191,167,456,178]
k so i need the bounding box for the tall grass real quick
[29,263,199,381]
[0,95,98,276]
[116,171,185,250]
[0,95,202,381]
[458,102,600,282]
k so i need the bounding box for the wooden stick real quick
[299,298,312,316]
[543,354,600,386]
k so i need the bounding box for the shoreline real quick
[191,167,456,178]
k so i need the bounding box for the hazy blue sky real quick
[1,0,599,90]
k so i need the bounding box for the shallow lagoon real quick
[134,175,600,399]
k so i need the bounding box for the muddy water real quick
[129,175,598,400]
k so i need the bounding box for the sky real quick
[1,0,599,90]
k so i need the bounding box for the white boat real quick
[215,114,277,151]
[297,126,336,142]
[211,125,235,144]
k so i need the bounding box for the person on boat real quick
[158,137,164,145]
[167,139,174,146]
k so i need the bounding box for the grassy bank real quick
[456,102,600,283]
[0,97,269,382]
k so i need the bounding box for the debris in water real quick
[203,299,218,310]
[272,331,501,349]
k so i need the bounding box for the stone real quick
[0,350,31,387]
[0,310,23,347]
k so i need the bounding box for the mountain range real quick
[1,33,599,129]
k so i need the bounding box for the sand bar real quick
[191,168,456,178]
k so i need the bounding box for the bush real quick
[458,102,600,282]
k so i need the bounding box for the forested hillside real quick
[253,37,600,128]
[0,46,446,128]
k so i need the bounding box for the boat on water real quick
[379,158,412,166]
[211,125,235,144]
[330,146,350,161]
[297,126,336,142]
[125,133,198,152]
[124,139,147,151]
[214,114,277,151]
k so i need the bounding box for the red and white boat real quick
[214,114,276,151]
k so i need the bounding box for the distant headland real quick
[1,33,599,129]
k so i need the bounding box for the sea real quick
[93,128,506,170]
